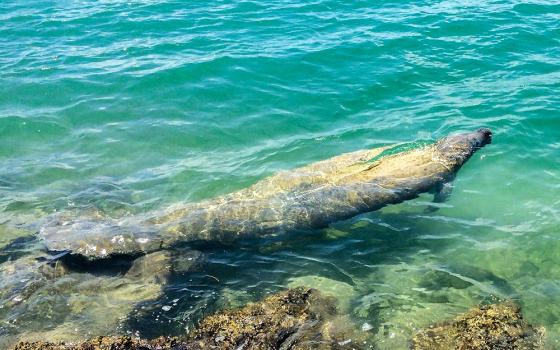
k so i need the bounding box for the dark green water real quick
[1,0,559,348]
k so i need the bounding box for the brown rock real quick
[12,287,367,350]
[411,302,545,350]
[186,286,364,349]
[13,335,188,350]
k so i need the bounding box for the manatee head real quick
[435,128,492,170]
[358,128,492,183]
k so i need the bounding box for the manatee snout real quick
[436,128,493,166]
[475,127,492,147]
[461,128,493,150]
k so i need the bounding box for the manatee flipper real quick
[425,180,454,212]
[433,180,454,203]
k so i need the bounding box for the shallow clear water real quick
[0,0,559,348]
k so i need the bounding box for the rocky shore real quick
[13,287,367,350]
[13,336,186,350]
[13,288,545,350]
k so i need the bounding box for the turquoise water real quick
[1,0,559,348]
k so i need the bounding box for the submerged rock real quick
[356,262,483,349]
[186,287,368,349]
[13,287,371,349]
[411,303,545,350]
[0,250,204,348]
[354,257,526,349]
[287,275,357,313]
[0,225,36,264]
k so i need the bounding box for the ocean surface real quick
[0,0,559,348]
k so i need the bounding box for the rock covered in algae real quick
[287,275,357,313]
[12,336,188,350]
[411,303,545,350]
[13,287,371,350]
[0,225,34,251]
[187,287,369,349]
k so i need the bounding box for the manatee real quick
[39,128,492,260]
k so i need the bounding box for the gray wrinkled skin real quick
[39,129,492,259]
